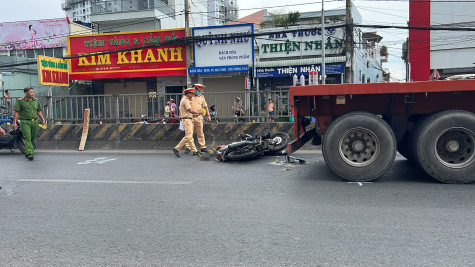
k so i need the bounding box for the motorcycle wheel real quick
[268,132,290,152]
[227,149,256,161]
[18,138,25,154]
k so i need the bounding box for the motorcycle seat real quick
[228,140,256,149]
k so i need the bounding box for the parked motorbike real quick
[0,122,26,153]
[215,132,290,162]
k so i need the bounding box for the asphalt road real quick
[1,149,474,266]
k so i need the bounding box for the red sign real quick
[68,29,186,79]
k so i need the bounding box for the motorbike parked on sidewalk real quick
[0,121,26,153]
[215,132,290,162]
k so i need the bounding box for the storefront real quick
[68,29,187,118]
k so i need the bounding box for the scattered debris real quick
[285,155,306,164]
[283,166,292,171]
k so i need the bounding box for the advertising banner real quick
[192,24,253,69]
[68,29,186,80]
[37,55,69,86]
[0,19,69,51]
[257,26,344,59]
[256,62,344,78]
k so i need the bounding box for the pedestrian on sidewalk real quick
[172,88,202,157]
[12,87,46,160]
[184,83,211,154]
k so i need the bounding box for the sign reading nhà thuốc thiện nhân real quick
[37,55,69,86]
[67,29,186,80]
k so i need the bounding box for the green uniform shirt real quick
[14,97,42,120]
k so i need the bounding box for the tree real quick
[380,45,388,57]
[270,11,301,28]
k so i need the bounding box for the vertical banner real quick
[78,109,90,151]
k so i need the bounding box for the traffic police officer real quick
[172,88,202,157]
[12,87,46,160]
[184,83,211,154]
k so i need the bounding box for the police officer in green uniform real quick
[12,87,46,160]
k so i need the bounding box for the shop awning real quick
[256,56,347,68]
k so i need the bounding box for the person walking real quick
[172,88,202,157]
[184,83,211,154]
[12,87,46,160]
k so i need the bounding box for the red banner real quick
[68,29,186,79]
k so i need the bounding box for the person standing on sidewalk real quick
[172,88,202,157]
[12,87,46,160]
[184,83,211,154]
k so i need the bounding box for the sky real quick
[0,0,408,81]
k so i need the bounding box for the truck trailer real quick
[288,80,475,184]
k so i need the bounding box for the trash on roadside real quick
[282,166,292,171]
[285,155,306,164]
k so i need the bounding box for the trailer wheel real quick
[322,112,396,182]
[412,110,475,184]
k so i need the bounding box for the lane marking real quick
[77,157,118,165]
[18,179,191,185]
[347,182,373,186]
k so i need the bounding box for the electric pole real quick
[185,0,192,88]
[321,0,326,85]
[345,0,354,83]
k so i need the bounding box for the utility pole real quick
[185,0,192,88]
[345,0,354,83]
[321,0,326,84]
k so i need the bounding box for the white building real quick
[207,0,238,26]
[62,0,208,32]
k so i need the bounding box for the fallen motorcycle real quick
[215,132,289,162]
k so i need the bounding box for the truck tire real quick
[411,110,475,184]
[322,112,397,182]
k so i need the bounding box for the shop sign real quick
[0,19,69,51]
[256,62,344,78]
[37,55,69,86]
[257,26,344,59]
[188,65,249,74]
[68,29,186,79]
[192,24,254,69]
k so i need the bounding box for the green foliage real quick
[380,45,388,57]
[270,11,301,28]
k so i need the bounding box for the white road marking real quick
[347,182,373,186]
[77,157,118,165]
[18,179,191,185]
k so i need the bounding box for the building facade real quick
[409,0,475,81]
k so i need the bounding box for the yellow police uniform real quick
[186,94,208,150]
[174,95,198,153]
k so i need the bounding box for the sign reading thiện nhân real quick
[257,26,344,59]
[67,29,186,80]
[37,55,69,86]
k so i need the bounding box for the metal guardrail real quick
[1,90,292,125]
